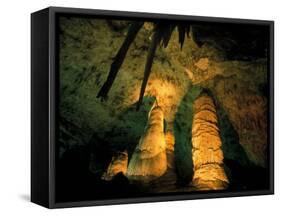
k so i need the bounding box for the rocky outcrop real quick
[213,75,268,167]
[191,93,229,190]
[102,151,128,181]
[127,104,167,182]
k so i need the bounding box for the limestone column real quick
[191,93,229,190]
[127,104,167,182]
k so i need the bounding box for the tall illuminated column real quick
[127,104,167,182]
[191,93,229,190]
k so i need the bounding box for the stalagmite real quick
[127,104,167,182]
[191,93,229,190]
[147,129,178,193]
[102,151,128,181]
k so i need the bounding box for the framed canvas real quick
[31,6,274,208]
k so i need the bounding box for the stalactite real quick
[97,22,143,100]
[191,93,229,190]
[127,104,167,182]
[102,151,128,181]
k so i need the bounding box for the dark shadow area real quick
[213,91,270,191]
[192,24,269,61]
[173,85,202,186]
[56,145,143,202]
[56,96,155,202]
[103,96,155,161]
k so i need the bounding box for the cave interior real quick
[56,16,270,202]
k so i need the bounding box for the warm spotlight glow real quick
[191,94,229,190]
[127,103,167,182]
[165,131,176,169]
[130,78,185,124]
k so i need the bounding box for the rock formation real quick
[147,129,179,192]
[58,18,269,196]
[165,130,176,169]
[127,103,167,182]
[102,151,128,181]
[213,75,268,167]
[191,93,229,190]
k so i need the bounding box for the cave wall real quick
[58,16,269,191]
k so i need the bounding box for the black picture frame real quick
[31,6,274,208]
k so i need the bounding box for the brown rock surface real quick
[191,94,229,190]
[213,76,268,167]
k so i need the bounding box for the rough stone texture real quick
[58,18,269,193]
[192,164,229,190]
[127,104,167,181]
[186,58,268,167]
[191,94,229,190]
[102,151,128,181]
[165,130,176,169]
[195,57,209,71]
[143,130,179,193]
[212,76,267,167]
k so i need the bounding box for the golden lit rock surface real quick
[165,131,175,152]
[145,130,178,193]
[191,94,229,190]
[127,104,167,182]
[165,130,176,169]
[192,164,228,190]
[102,151,128,181]
[185,68,195,83]
[195,58,209,71]
[129,78,187,125]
